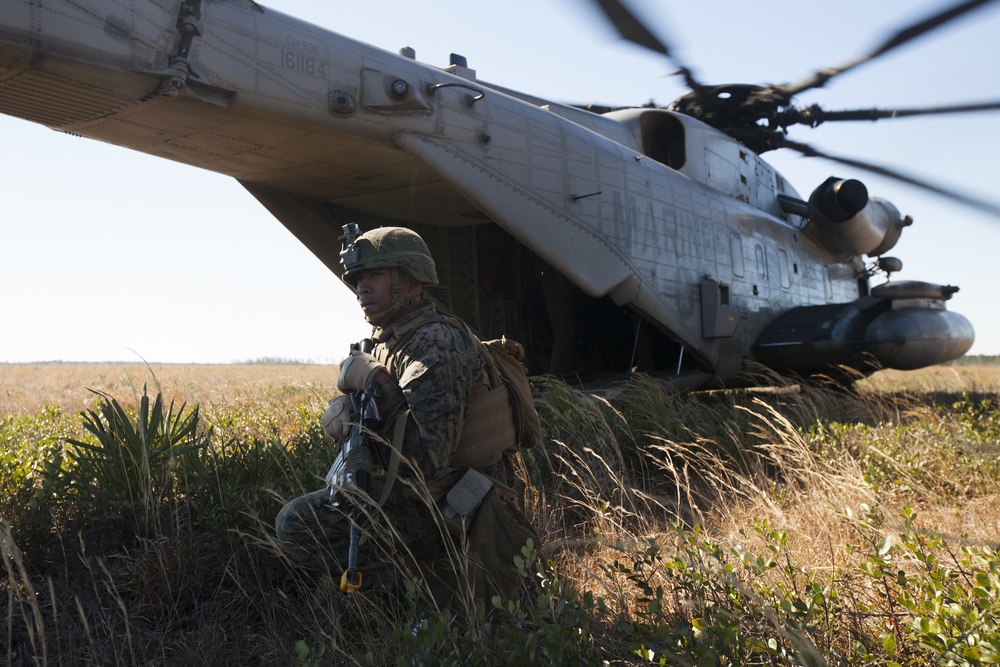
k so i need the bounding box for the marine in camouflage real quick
[275,227,534,608]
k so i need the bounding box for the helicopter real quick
[1,0,997,386]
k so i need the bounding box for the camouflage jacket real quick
[370,302,489,481]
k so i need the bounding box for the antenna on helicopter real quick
[878,257,904,278]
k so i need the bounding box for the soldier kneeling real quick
[275,226,538,612]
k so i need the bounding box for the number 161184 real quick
[281,50,326,78]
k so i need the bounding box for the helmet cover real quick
[341,226,438,287]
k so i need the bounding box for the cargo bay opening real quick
[408,222,698,382]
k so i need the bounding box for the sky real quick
[2,0,999,363]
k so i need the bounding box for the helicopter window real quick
[755,244,767,277]
[730,232,745,277]
[778,249,790,288]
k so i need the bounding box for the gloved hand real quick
[337,349,387,393]
[320,395,352,441]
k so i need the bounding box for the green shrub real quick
[50,387,332,544]
[57,387,209,538]
[846,503,1000,666]
[1,405,78,558]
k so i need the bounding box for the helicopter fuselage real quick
[0,0,973,383]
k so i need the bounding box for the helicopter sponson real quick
[753,279,974,376]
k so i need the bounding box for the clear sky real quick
[2,0,999,363]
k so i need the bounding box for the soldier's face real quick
[356,268,422,324]
[356,268,394,321]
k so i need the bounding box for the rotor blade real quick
[777,0,999,97]
[589,0,704,90]
[777,137,1000,218]
[797,100,1000,125]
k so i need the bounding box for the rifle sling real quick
[376,408,408,507]
[354,409,407,550]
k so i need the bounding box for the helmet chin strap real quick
[364,267,421,327]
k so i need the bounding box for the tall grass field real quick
[2,362,999,665]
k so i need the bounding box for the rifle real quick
[324,339,382,594]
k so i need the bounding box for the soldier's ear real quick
[400,272,424,298]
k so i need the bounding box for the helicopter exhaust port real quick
[799,177,913,262]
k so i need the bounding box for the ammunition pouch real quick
[438,468,537,604]
[437,469,497,563]
[451,384,517,470]
[443,468,493,519]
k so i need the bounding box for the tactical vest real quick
[373,308,519,471]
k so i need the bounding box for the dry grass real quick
[0,363,339,415]
[4,362,1000,664]
[859,363,1000,393]
[525,368,1000,662]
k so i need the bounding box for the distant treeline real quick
[1,358,328,366]
[953,354,1000,366]
[238,356,316,365]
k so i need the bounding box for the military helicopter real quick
[1,0,996,386]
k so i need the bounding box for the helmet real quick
[341,226,438,287]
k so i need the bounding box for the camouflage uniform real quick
[370,303,498,477]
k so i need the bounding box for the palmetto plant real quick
[62,387,209,537]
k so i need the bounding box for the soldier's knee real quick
[274,502,295,542]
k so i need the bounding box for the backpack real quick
[479,336,541,450]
